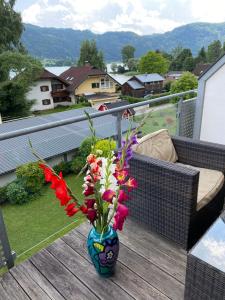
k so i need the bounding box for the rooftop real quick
[135,73,165,83]
[0,107,134,175]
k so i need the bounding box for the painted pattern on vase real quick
[87,226,119,276]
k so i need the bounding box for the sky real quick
[15,0,225,35]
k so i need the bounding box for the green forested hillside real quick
[22,22,225,61]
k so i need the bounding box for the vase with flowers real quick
[34,113,139,277]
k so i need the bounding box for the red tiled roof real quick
[60,65,106,91]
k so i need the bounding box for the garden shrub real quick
[6,180,30,205]
[0,186,8,204]
[53,161,72,176]
[79,137,94,158]
[95,139,116,157]
[16,162,44,195]
[71,156,86,174]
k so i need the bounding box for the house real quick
[165,71,184,81]
[0,107,136,186]
[98,100,135,118]
[121,74,165,98]
[193,54,225,144]
[26,69,74,111]
[60,64,119,105]
[193,63,211,77]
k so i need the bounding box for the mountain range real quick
[22,22,225,62]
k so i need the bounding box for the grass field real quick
[1,174,85,265]
[135,105,177,136]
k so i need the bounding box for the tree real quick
[121,45,135,64]
[0,51,42,117]
[195,47,207,64]
[138,51,169,74]
[77,40,105,70]
[110,62,118,73]
[207,40,222,63]
[117,65,126,74]
[127,58,139,72]
[0,0,25,53]
[170,72,198,101]
[183,56,195,71]
[170,48,193,71]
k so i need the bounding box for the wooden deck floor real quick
[0,219,187,299]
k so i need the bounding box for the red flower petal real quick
[114,170,128,184]
[65,203,79,217]
[123,177,137,191]
[118,190,129,203]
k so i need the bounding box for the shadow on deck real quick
[0,219,187,299]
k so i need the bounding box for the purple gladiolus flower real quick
[131,135,138,145]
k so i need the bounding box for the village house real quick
[26,69,74,111]
[121,73,165,98]
[60,63,119,106]
[98,100,135,118]
[165,71,184,81]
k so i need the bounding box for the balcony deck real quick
[0,219,187,300]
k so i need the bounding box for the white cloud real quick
[19,0,225,35]
[22,3,41,24]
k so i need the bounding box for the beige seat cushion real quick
[133,129,178,163]
[176,163,224,211]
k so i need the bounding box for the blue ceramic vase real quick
[87,226,119,277]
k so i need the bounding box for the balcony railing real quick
[0,89,197,270]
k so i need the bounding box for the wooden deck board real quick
[1,219,186,300]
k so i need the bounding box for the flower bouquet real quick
[35,114,139,276]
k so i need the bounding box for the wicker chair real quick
[128,136,225,250]
[0,210,15,269]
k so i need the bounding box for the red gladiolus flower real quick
[114,170,128,184]
[39,164,53,182]
[83,186,94,196]
[80,205,88,214]
[118,190,129,203]
[87,209,97,223]
[113,204,129,231]
[55,179,71,206]
[85,199,96,209]
[65,203,79,217]
[102,189,115,203]
[123,177,137,191]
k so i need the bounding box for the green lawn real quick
[34,103,90,116]
[1,174,85,265]
[135,105,177,136]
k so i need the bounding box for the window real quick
[42,99,51,105]
[52,83,64,91]
[40,85,49,92]
[92,83,100,89]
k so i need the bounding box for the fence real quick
[0,89,197,270]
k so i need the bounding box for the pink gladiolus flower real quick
[83,186,94,196]
[87,154,97,164]
[114,170,128,184]
[102,189,115,203]
[123,177,137,191]
[113,204,129,231]
[118,190,129,203]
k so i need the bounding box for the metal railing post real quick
[176,97,183,136]
[116,112,122,148]
[0,210,15,269]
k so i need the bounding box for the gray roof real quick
[109,74,131,85]
[0,108,135,175]
[135,73,164,83]
[127,79,144,90]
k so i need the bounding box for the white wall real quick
[200,63,225,144]
[27,79,54,111]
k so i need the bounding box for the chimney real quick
[85,61,90,66]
